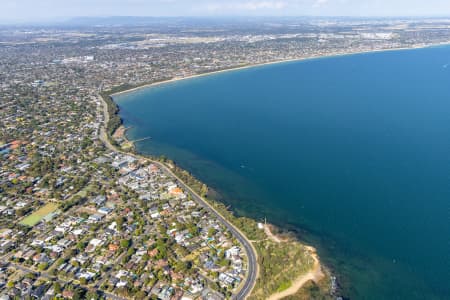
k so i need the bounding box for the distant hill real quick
[64,16,176,26]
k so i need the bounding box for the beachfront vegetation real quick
[4,18,449,300]
[96,88,329,300]
[283,274,335,300]
[233,216,315,299]
[249,239,313,299]
[101,78,173,141]
[100,92,122,136]
[164,163,320,299]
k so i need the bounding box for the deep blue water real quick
[114,46,450,299]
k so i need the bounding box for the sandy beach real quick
[110,41,450,97]
[108,40,450,300]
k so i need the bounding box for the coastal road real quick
[98,95,258,299]
[162,165,258,299]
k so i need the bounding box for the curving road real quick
[161,165,258,300]
[98,95,258,299]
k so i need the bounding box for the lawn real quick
[20,203,58,227]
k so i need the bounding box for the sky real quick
[2,0,450,23]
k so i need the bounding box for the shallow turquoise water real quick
[114,46,450,299]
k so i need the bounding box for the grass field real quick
[20,203,58,227]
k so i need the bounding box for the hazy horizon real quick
[3,15,450,26]
[3,0,450,24]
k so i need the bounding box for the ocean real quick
[114,45,450,299]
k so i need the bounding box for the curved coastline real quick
[101,94,332,299]
[101,91,333,299]
[107,41,450,299]
[111,41,450,97]
[98,94,260,299]
[104,80,336,298]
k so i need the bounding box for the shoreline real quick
[111,41,450,97]
[98,95,259,299]
[263,225,326,299]
[267,246,324,300]
[105,44,429,298]
[100,95,333,299]
[105,41,450,298]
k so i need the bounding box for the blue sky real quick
[3,0,450,22]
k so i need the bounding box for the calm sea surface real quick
[114,46,450,299]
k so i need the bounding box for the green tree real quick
[116,216,126,228]
[120,239,131,249]
[25,273,37,280]
[53,282,62,294]
[208,228,217,238]
[135,291,147,300]
[174,260,191,273]
[38,262,48,271]
[127,247,135,256]
[200,184,208,197]
[77,241,86,251]
[85,289,100,300]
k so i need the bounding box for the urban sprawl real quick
[1,17,450,300]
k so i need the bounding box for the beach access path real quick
[266,246,324,300]
[263,225,324,300]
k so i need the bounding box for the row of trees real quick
[100,92,122,136]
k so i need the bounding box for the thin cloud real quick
[313,0,329,7]
[206,1,288,12]
[2,0,450,21]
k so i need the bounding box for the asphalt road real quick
[157,164,258,300]
[99,95,258,299]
